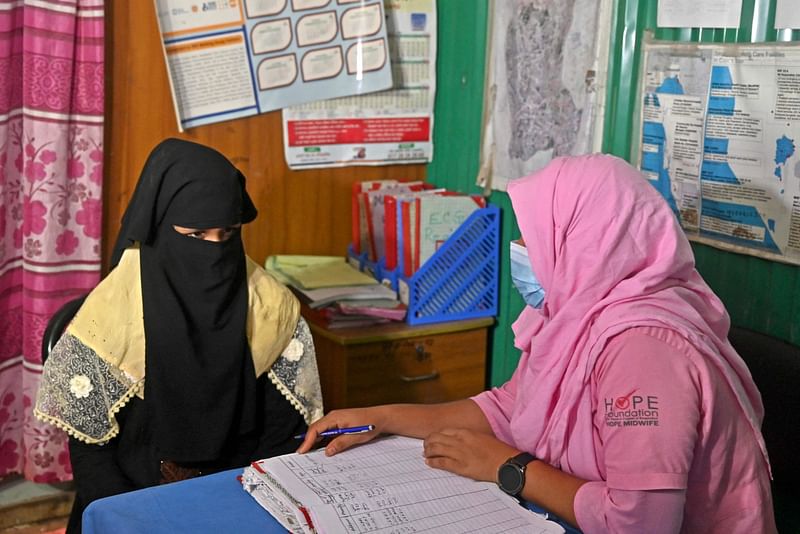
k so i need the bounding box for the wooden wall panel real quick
[103,1,425,272]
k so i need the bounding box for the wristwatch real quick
[497,452,537,497]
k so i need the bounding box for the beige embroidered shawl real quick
[34,248,323,444]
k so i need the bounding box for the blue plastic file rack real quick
[348,205,500,325]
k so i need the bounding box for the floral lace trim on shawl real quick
[269,317,324,425]
[34,333,142,444]
[34,318,324,444]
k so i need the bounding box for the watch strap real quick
[509,452,536,468]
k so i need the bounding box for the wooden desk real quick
[306,316,493,410]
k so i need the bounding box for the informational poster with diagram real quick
[700,47,800,260]
[636,42,713,231]
[154,0,393,131]
[281,0,436,169]
[637,38,800,265]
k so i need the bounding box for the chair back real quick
[41,295,87,363]
[728,326,800,531]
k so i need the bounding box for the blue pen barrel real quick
[294,425,375,440]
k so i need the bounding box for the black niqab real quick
[111,138,259,462]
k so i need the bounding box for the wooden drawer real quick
[311,322,489,410]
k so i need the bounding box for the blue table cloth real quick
[82,468,285,533]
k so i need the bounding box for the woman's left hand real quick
[423,428,520,482]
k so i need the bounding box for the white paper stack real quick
[242,436,565,534]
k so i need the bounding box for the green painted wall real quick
[426,0,525,386]
[429,0,800,388]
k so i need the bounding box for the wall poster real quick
[637,36,800,264]
[281,0,437,169]
[154,0,393,130]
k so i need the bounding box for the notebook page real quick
[259,435,564,534]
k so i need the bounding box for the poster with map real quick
[636,42,713,232]
[478,0,612,191]
[637,39,800,265]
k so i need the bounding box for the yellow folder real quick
[265,255,378,289]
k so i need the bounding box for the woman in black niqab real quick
[112,138,259,463]
[35,139,323,534]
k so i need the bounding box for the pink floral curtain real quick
[0,0,103,482]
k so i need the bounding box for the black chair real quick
[41,295,87,363]
[728,326,800,532]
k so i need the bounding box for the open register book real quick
[241,435,564,534]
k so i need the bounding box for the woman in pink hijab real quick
[298,155,776,533]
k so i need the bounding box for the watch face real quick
[498,462,524,495]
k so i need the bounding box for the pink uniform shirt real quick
[474,326,775,532]
[480,154,775,532]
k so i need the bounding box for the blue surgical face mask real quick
[510,241,545,308]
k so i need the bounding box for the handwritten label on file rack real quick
[398,279,410,306]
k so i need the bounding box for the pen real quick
[294,425,375,440]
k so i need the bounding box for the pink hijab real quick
[507,154,768,470]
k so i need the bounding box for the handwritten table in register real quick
[81,469,284,534]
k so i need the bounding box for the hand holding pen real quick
[296,411,381,455]
[294,425,375,440]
